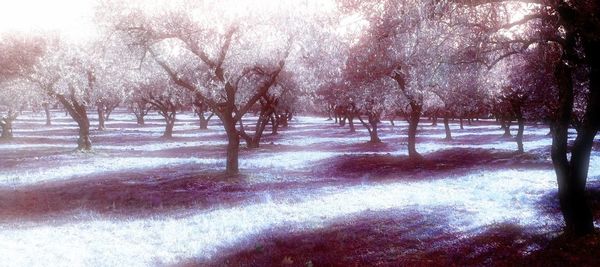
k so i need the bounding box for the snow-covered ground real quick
[1,110,599,266]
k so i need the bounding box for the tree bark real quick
[516,117,525,153]
[444,116,452,141]
[163,119,175,138]
[136,115,145,125]
[0,118,14,139]
[348,113,355,132]
[223,118,240,175]
[97,104,106,130]
[551,57,594,236]
[57,95,92,151]
[503,120,512,137]
[43,103,52,126]
[407,106,422,159]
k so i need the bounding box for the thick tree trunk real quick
[551,58,594,236]
[77,119,92,150]
[407,106,422,159]
[136,115,145,125]
[43,103,51,126]
[369,121,381,143]
[224,119,240,175]
[358,114,381,143]
[444,116,452,141]
[57,95,92,151]
[163,120,175,138]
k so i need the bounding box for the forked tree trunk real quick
[358,114,381,143]
[57,95,92,151]
[551,56,595,236]
[136,115,145,125]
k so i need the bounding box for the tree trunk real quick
[444,116,452,141]
[551,58,594,236]
[57,95,92,151]
[369,120,381,143]
[77,118,92,150]
[407,106,422,159]
[348,113,355,133]
[43,103,52,126]
[459,118,464,130]
[271,114,279,135]
[432,116,438,126]
[136,114,145,125]
[0,119,13,139]
[163,120,175,138]
[503,120,512,137]
[516,117,525,153]
[97,105,106,130]
[224,119,240,175]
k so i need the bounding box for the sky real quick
[0,0,96,40]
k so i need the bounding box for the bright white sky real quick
[0,0,96,40]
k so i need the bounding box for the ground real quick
[0,110,599,266]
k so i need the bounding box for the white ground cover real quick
[1,112,599,266]
[1,164,599,267]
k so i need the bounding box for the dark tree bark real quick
[459,118,464,130]
[131,100,151,125]
[443,116,452,141]
[145,95,178,138]
[57,94,92,151]
[97,103,106,130]
[348,112,356,133]
[104,101,119,121]
[270,114,279,135]
[516,117,525,153]
[193,93,214,130]
[0,111,17,140]
[239,95,277,148]
[358,112,382,143]
[407,105,422,159]
[392,67,422,159]
[551,59,594,236]
[502,120,512,137]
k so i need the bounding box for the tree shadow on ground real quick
[0,170,256,224]
[323,148,551,180]
[182,208,551,267]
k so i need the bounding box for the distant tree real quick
[0,34,45,139]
